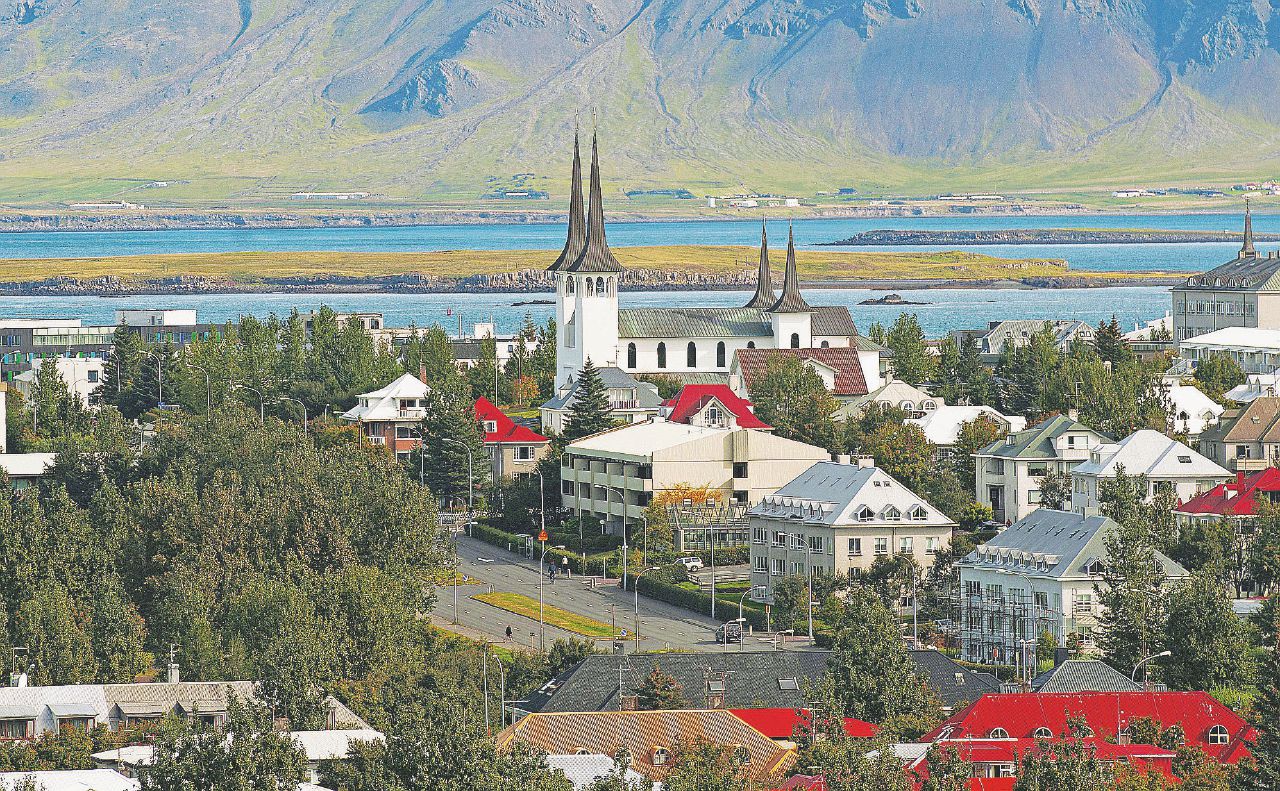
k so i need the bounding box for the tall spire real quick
[744,224,776,309]
[769,224,812,313]
[1242,199,1257,259]
[566,131,623,273]
[548,131,586,272]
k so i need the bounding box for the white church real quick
[547,133,877,401]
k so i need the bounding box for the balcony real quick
[398,407,426,420]
[367,436,386,446]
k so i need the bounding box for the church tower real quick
[1241,199,1258,260]
[768,225,813,348]
[744,224,776,309]
[553,132,622,388]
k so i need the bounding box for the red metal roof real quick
[729,708,877,740]
[924,691,1256,765]
[733,347,870,397]
[1177,467,1280,517]
[664,385,771,429]
[474,397,550,445]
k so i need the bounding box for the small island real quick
[859,293,931,306]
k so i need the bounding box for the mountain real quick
[3,0,1280,203]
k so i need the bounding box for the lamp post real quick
[441,438,475,518]
[633,566,660,647]
[1131,650,1171,691]
[536,468,548,652]
[490,651,506,730]
[277,396,307,431]
[601,485,629,590]
[143,350,165,407]
[235,384,266,423]
[187,362,212,419]
[640,513,650,567]
[739,585,766,624]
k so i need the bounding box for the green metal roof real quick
[978,413,1110,459]
[617,306,857,339]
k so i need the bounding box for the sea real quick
[0,211,1263,334]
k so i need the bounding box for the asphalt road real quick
[433,534,795,653]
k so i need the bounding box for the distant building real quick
[907,405,1026,455]
[1029,659,1145,694]
[747,459,955,599]
[730,345,880,402]
[1180,326,1280,374]
[974,414,1111,523]
[0,384,56,487]
[1165,382,1223,436]
[833,379,937,421]
[1224,369,1280,403]
[1197,397,1280,470]
[11,357,104,407]
[339,373,430,460]
[540,366,662,434]
[1070,429,1230,516]
[476,396,549,480]
[1172,206,1280,341]
[0,318,115,382]
[1176,469,1280,593]
[659,384,771,430]
[953,320,1094,364]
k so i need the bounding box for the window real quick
[707,406,722,424]
[883,505,901,521]
[627,343,637,368]
[733,462,748,478]
[752,528,767,544]
[847,538,862,556]
[790,333,800,348]
[754,556,767,572]
[1035,592,1049,609]
[771,558,784,575]
[396,426,413,439]
[586,277,595,296]
[653,747,670,766]
[855,505,873,522]
[778,678,800,691]
[87,370,100,383]
[515,446,535,461]
[733,490,747,504]
[988,727,1009,739]
[1028,463,1048,476]
[657,343,667,369]
[596,277,605,294]
[874,538,888,555]
[747,341,755,349]
[772,531,786,547]
[1033,727,1053,739]
[899,536,913,554]
[562,480,574,496]
[808,535,824,554]
[687,342,697,368]
[717,342,726,368]
[0,719,32,739]
[908,505,927,520]
[820,341,829,348]
[925,537,939,555]
[1208,725,1229,745]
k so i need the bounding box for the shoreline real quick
[825,228,1280,246]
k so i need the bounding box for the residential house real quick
[973,414,1111,523]
[1179,327,1280,374]
[559,419,829,532]
[1197,396,1280,470]
[730,347,875,403]
[728,708,877,741]
[922,691,1256,765]
[660,384,771,430]
[1174,467,1280,594]
[1171,207,1280,341]
[832,379,939,421]
[1165,382,1223,437]
[896,738,1175,786]
[1224,370,1280,403]
[1069,429,1230,516]
[476,397,550,480]
[518,651,999,718]
[11,357,104,407]
[495,710,796,782]
[906,406,1026,456]
[956,509,1188,664]
[953,320,1094,364]
[339,373,430,460]
[747,460,956,600]
[540,366,662,434]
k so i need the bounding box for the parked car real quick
[676,556,704,571]
[715,621,743,643]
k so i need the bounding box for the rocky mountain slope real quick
[2,0,1280,201]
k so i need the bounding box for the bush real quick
[634,573,770,631]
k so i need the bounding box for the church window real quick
[586,278,595,296]
[627,343,637,368]
[566,277,575,295]
[687,342,697,368]
[820,341,829,348]
[596,277,605,294]
[657,343,667,369]
[716,342,726,368]
[790,333,800,348]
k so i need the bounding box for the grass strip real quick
[473,591,621,639]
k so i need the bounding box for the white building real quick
[11,357,104,407]
[1224,369,1280,403]
[974,413,1111,524]
[0,770,138,791]
[1179,326,1280,374]
[559,418,830,532]
[339,373,431,459]
[546,134,863,393]
[907,405,1026,454]
[834,380,939,421]
[1069,429,1231,516]
[957,509,1188,664]
[1165,383,1224,436]
[115,309,199,327]
[540,366,662,434]
[748,459,956,599]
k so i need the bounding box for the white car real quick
[676,556,704,571]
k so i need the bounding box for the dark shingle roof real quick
[1031,660,1143,694]
[521,650,998,714]
[769,226,812,313]
[744,225,776,310]
[564,133,623,274]
[734,347,870,397]
[548,132,586,273]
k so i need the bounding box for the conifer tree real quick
[1162,570,1256,691]
[420,374,490,505]
[1094,315,1132,365]
[1238,601,1279,791]
[886,313,935,385]
[634,663,687,710]
[563,359,615,442]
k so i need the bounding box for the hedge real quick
[470,522,613,576]
[634,574,770,631]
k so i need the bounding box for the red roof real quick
[474,397,550,445]
[663,385,771,429]
[1177,467,1280,517]
[925,692,1257,765]
[729,708,877,740]
[733,348,870,397]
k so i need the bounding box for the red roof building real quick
[731,347,871,400]
[662,385,771,430]
[729,708,877,741]
[475,397,551,481]
[924,691,1257,765]
[1175,467,1280,523]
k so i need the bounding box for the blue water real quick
[0,287,1171,338]
[0,212,1268,272]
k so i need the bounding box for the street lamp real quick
[441,438,475,520]
[640,513,650,567]
[143,350,165,407]
[739,585,766,624]
[186,362,212,418]
[600,485,629,589]
[633,566,660,646]
[277,396,307,430]
[535,468,549,652]
[1132,650,1171,690]
[235,384,266,423]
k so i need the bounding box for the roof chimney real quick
[855,455,875,468]
[1067,408,1079,422]
[1054,647,1070,668]
[834,454,852,465]
[167,662,180,684]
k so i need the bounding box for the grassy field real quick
[0,246,1173,284]
[472,592,621,639]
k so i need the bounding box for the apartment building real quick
[1069,430,1230,516]
[974,414,1111,523]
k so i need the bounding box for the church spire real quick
[744,224,776,309]
[769,224,812,313]
[1242,199,1258,259]
[548,131,586,272]
[566,131,623,273]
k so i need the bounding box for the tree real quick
[1094,315,1133,366]
[886,314,935,385]
[918,745,973,791]
[934,336,996,406]
[1250,505,1280,596]
[547,638,597,676]
[662,742,753,791]
[1013,722,1113,791]
[634,663,687,710]
[850,421,934,494]
[866,322,887,346]
[12,581,96,685]
[1162,571,1256,691]
[420,374,490,506]
[1237,601,1279,791]
[1195,352,1246,401]
[748,355,840,450]
[1097,510,1168,677]
[797,733,912,791]
[951,417,1004,491]
[563,360,616,442]
[1038,469,1072,511]
[140,698,306,791]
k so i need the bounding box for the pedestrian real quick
[505,625,513,639]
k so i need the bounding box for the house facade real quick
[974,414,1111,524]
[1172,206,1280,342]
[339,373,431,459]
[540,366,662,434]
[1197,396,1280,471]
[476,396,550,480]
[747,459,955,599]
[1069,429,1230,516]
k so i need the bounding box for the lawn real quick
[473,592,622,639]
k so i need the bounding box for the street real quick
[432,534,792,653]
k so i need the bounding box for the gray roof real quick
[980,320,1092,356]
[541,366,662,412]
[617,306,857,339]
[748,461,955,527]
[958,509,1188,580]
[977,414,1109,459]
[521,650,998,713]
[1031,660,1143,694]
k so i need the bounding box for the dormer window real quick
[652,747,670,766]
[908,505,927,521]
[484,421,498,434]
[883,505,901,522]
[855,506,874,522]
[988,728,1009,739]
[1208,725,1229,745]
[1033,727,1053,739]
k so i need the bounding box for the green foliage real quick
[1162,571,1257,691]
[1097,494,1169,677]
[140,698,306,791]
[866,323,887,346]
[1013,731,1113,791]
[1094,315,1133,366]
[637,373,682,400]
[563,360,617,442]
[419,373,490,506]
[885,314,935,386]
[547,638,597,676]
[796,733,912,791]
[1249,505,1280,596]
[1037,469,1072,511]
[1235,625,1280,791]
[1194,352,1246,402]
[747,355,839,450]
[952,417,1004,491]
[634,663,688,709]
[662,741,754,791]
[918,745,973,791]
[934,335,996,407]
[1099,468,1177,552]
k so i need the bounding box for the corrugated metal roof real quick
[1031,660,1143,694]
